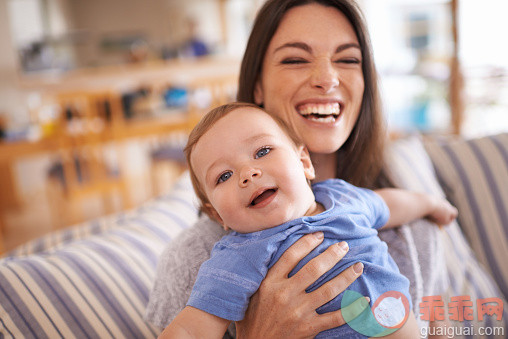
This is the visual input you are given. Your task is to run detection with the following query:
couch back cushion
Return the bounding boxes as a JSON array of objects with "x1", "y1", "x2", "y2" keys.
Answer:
[
  {"x1": 384, "y1": 134, "x2": 507, "y2": 333},
  {"x1": 424, "y1": 133, "x2": 508, "y2": 300},
  {"x1": 0, "y1": 173, "x2": 198, "y2": 338}
]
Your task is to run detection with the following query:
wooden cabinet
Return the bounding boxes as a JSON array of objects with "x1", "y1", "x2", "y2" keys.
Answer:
[{"x1": 0, "y1": 57, "x2": 240, "y2": 251}]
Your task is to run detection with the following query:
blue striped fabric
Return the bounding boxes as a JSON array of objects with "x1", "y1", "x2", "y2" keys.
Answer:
[
  {"x1": 0, "y1": 172, "x2": 198, "y2": 338},
  {"x1": 384, "y1": 134, "x2": 507, "y2": 336},
  {"x1": 424, "y1": 133, "x2": 508, "y2": 300}
]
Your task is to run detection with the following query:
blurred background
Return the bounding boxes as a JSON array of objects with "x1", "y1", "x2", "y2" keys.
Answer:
[{"x1": 0, "y1": 0, "x2": 507, "y2": 252}]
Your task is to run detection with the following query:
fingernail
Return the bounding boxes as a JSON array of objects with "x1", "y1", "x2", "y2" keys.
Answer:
[
  {"x1": 314, "y1": 232, "x2": 324, "y2": 239},
  {"x1": 339, "y1": 241, "x2": 349, "y2": 251},
  {"x1": 353, "y1": 262, "x2": 364, "y2": 274}
]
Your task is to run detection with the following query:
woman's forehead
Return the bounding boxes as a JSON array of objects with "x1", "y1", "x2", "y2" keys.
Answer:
[{"x1": 269, "y1": 3, "x2": 357, "y2": 48}]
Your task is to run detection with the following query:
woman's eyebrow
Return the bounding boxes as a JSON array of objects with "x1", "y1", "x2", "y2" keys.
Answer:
[
  {"x1": 273, "y1": 42, "x2": 361, "y2": 54},
  {"x1": 335, "y1": 43, "x2": 361, "y2": 53},
  {"x1": 274, "y1": 42, "x2": 311, "y2": 54}
]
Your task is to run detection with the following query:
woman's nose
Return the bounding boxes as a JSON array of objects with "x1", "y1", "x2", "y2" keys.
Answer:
[
  {"x1": 239, "y1": 166, "x2": 262, "y2": 187},
  {"x1": 310, "y1": 60, "x2": 340, "y2": 93}
]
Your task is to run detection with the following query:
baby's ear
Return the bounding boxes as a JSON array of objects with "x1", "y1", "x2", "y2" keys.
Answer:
[
  {"x1": 298, "y1": 145, "x2": 315, "y2": 180},
  {"x1": 203, "y1": 203, "x2": 229, "y2": 231}
]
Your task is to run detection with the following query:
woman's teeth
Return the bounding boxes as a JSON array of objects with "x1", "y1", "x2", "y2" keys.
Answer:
[
  {"x1": 307, "y1": 115, "x2": 336, "y2": 123},
  {"x1": 299, "y1": 103, "x2": 340, "y2": 115},
  {"x1": 297, "y1": 103, "x2": 341, "y2": 122}
]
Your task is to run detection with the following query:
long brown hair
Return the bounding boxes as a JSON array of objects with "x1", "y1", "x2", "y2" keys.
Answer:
[{"x1": 237, "y1": 0, "x2": 386, "y2": 189}]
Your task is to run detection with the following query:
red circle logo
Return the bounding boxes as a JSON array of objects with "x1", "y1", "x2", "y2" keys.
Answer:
[{"x1": 372, "y1": 291, "x2": 410, "y2": 329}]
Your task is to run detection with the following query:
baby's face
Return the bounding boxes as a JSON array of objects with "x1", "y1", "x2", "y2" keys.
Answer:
[{"x1": 191, "y1": 107, "x2": 317, "y2": 233}]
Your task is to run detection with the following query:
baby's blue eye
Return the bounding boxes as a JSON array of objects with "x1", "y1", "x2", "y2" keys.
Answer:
[
  {"x1": 217, "y1": 171, "x2": 232, "y2": 184},
  {"x1": 255, "y1": 147, "x2": 271, "y2": 158}
]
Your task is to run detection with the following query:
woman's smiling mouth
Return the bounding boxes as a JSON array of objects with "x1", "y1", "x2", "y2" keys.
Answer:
[{"x1": 297, "y1": 102, "x2": 341, "y2": 123}]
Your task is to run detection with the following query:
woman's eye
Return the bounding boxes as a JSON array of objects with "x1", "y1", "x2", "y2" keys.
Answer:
[
  {"x1": 217, "y1": 171, "x2": 232, "y2": 184},
  {"x1": 335, "y1": 58, "x2": 361, "y2": 65},
  {"x1": 281, "y1": 58, "x2": 308, "y2": 65},
  {"x1": 255, "y1": 147, "x2": 271, "y2": 159}
]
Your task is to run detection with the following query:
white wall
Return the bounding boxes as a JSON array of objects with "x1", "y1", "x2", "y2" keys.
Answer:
[
  {"x1": 0, "y1": 0, "x2": 30, "y2": 126},
  {"x1": 7, "y1": 0, "x2": 44, "y2": 47},
  {"x1": 0, "y1": 0, "x2": 257, "y2": 124},
  {"x1": 67, "y1": 0, "x2": 227, "y2": 66}
]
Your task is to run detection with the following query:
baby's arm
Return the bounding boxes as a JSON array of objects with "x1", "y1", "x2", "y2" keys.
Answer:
[
  {"x1": 159, "y1": 306, "x2": 230, "y2": 339},
  {"x1": 374, "y1": 188, "x2": 458, "y2": 228}
]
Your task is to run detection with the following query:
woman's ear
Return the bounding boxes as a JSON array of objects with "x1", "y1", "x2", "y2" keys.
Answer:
[
  {"x1": 203, "y1": 203, "x2": 229, "y2": 231},
  {"x1": 298, "y1": 145, "x2": 315, "y2": 180},
  {"x1": 254, "y1": 79, "x2": 264, "y2": 106}
]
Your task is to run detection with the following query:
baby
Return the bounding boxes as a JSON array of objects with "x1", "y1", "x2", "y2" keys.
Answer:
[{"x1": 161, "y1": 102, "x2": 457, "y2": 338}]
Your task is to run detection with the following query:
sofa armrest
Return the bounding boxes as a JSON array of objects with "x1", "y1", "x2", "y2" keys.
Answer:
[
  {"x1": 0, "y1": 172, "x2": 198, "y2": 338},
  {"x1": 384, "y1": 134, "x2": 507, "y2": 334},
  {"x1": 424, "y1": 132, "x2": 508, "y2": 300}
]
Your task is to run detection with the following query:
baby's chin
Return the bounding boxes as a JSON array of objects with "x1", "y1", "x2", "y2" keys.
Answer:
[{"x1": 227, "y1": 205, "x2": 314, "y2": 233}]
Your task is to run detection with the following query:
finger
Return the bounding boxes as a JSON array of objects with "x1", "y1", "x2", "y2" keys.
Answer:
[
  {"x1": 302, "y1": 309, "x2": 346, "y2": 336},
  {"x1": 292, "y1": 241, "x2": 349, "y2": 289},
  {"x1": 308, "y1": 262, "x2": 364, "y2": 310},
  {"x1": 268, "y1": 232, "x2": 324, "y2": 278},
  {"x1": 341, "y1": 296, "x2": 371, "y2": 322},
  {"x1": 311, "y1": 296, "x2": 370, "y2": 334}
]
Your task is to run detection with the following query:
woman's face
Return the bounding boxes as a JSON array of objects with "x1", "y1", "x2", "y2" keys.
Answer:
[{"x1": 255, "y1": 3, "x2": 364, "y2": 155}]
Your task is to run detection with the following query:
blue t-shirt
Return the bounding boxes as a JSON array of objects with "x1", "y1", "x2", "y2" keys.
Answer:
[{"x1": 187, "y1": 179, "x2": 411, "y2": 337}]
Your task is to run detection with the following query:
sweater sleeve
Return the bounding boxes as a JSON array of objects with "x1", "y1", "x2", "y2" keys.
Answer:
[{"x1": 144, "y1": 215, "x2": 227, "y2": 328}]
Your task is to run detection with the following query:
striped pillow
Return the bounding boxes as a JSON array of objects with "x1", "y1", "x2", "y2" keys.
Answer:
[
  {"x1": 384, "y1": 134, "x2": 507, "y2": 333},
  {"x1": 0, "y1": 172, "x2": 198, "y2": 338},
  {"x1": 424, "y1": 133, "x2": 508, "y2": 300}
]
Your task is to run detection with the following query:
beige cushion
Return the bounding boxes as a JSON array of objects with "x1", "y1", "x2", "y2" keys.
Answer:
[
  {"x1": 385, "y1": 134, "x2": 507, "y2": 333},
  {"x1": 424, "y1": 133, "x2": 508, "y2": 300}
]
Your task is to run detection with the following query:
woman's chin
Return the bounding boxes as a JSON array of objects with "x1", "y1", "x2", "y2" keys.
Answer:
[
  {"x1": 299, "y1": 130, "x2": 349, "y2": 155},
  {"x1": 307, "y1": 142, "x2": 346, "y2": 155}
]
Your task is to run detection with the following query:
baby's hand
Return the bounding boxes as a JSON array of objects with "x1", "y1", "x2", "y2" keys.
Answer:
[{"x1": 427, "y1": 197, "x2": 458, "y2": 227}]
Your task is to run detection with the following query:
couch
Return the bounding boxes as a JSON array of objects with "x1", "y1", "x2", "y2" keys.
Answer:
[{"x1": 1, "y1": 133, "x2": 507, "y2": 338}]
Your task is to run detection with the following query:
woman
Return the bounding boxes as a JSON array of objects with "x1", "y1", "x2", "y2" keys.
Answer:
[{"x1": 146, "y1": 0, "x2": 439, "y2": 337}]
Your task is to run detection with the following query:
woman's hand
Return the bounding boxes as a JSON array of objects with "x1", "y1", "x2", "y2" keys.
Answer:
[{"x1": 235, "y1": 232, "x2": 365, "y2": 338}]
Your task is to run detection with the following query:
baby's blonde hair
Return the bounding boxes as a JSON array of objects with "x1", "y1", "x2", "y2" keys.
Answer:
[{"x1": 184, "y1": 102, "x2": 303, "y2": 220}]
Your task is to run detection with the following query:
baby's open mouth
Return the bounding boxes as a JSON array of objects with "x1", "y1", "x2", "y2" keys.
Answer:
[
  {"x1": 297, "y1": 102, "x2": 341, "y2": 123},
  {"x1": 250, "y1": 188, "x2": 277, "y2": 206}
]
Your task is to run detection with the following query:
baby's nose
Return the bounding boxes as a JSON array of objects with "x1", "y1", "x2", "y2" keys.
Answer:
[{"x1": 239, "y1": 167, "x2": 261, "y2": 186}]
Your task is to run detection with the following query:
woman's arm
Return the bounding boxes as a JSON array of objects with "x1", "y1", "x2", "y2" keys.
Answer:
[
  {"x1": 159, "y1": 306, "x2": 229, "y2": 339},
  {"x1": 235, "y1": 232, "x2": 367, "y2": 338},
  {"x1": 374, "y1": 188, "x2": 458, "y2": 228},
  {"x1": 145, "y1": 216, "x2": 228, "y2": 328}
]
